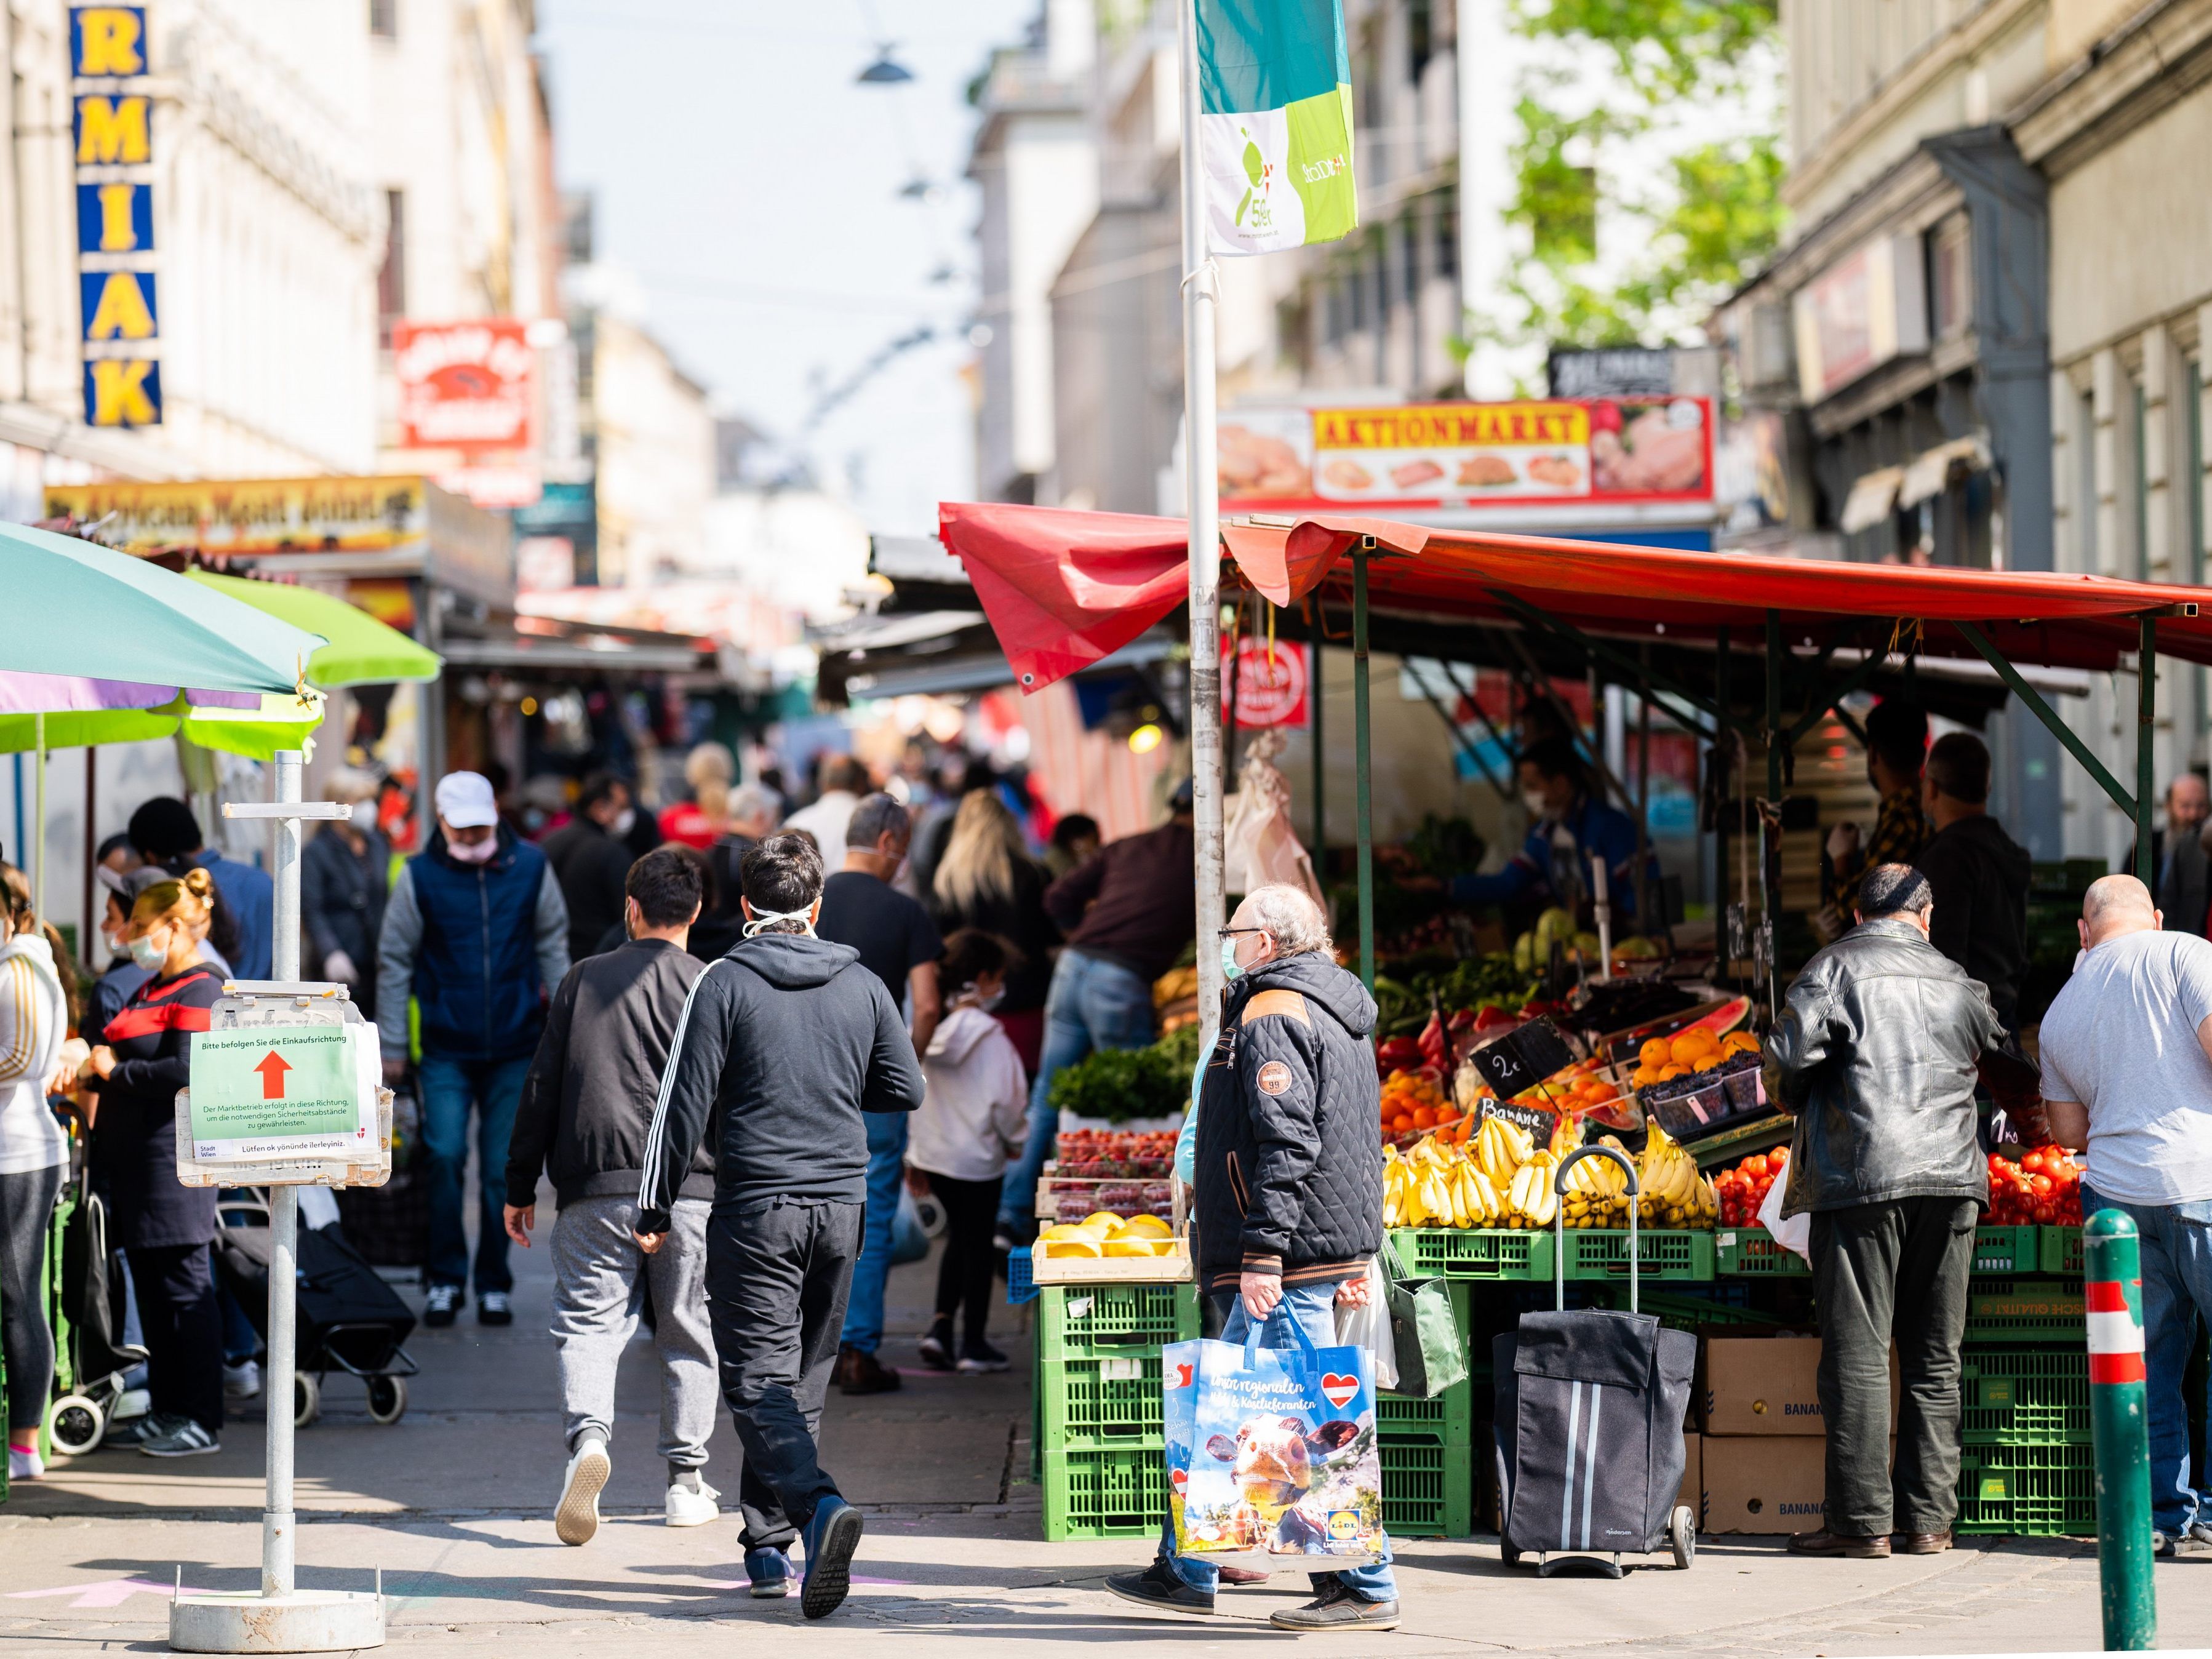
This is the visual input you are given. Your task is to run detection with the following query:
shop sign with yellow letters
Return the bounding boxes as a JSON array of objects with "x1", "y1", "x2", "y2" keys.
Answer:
[{"x1": 72, "y1": 4, "x2": 159, "y2": 428}]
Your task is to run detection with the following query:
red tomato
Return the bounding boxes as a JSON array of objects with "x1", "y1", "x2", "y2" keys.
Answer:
[
  {"x1": 1744, "y1": 1154, "x2": 1770, "y2": 1179},
  {"x1": 2033, "y1": 1203, "x2": 2056, "y2": 1224},
  {"x1": 2029, "y1": 1173, "x2": 2054, "y2": 1196}
]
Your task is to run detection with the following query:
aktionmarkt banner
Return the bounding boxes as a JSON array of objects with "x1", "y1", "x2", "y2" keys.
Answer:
[{"x1": 1197, "y1": 0, "x2": 1357, "y2": 255}]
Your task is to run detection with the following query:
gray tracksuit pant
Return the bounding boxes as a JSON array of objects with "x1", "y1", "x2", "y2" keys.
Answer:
[{"x1": 551, "y1": 1194, "x2": 716, "y2": 1470}]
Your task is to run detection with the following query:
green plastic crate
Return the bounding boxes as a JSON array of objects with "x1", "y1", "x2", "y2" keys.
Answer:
[
  {"x1": 1380, "y1": 1437, "x2": 1474, "y2": 1537},
  {"x1": 1044, "y1": 1445, "x2": 1167, "y2": 1540},
  {"x1": 1039, "y1": 1281, "x2": 1200, "y2": 1362},
  {"x1": 1391, "y1": 1228, "x2": 1552, "y2": 1281},
  {"x1": 1715, "y1": 1228, "x2": 1810, "y2": 1277},
  {"x1": 1589, "y1": 1284, "x2": 1792, "y2": 1334},
  {"x1": 1960, "y1": 1347, "x2": 2090, "y2": 1445},
  {"x1": 1563, "y1": 1229, "x2": 1715, "y2": 1281},
  {"x1": 1971, "y1": 1226, "x2": 2041, "y2": 1276},
  {"x1": 1963, "y1": 1279, "x2": 2085, "y2": 1345},
  {"x1": 2039, "y1": 1226, "x2": 2085, "y2": 1277},
  {"x1": 1039, "y1": 1353, "x2": 1166, "y2": 1448},
  {"x1": 1378, "y1": 1377, "x2": 1476, "y2": 1447},
  {"x1": 1955, "y1": 1442, "x2": 2096, "y2": 1536}
]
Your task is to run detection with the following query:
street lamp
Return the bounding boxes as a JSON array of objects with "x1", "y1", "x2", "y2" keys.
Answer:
[{"x1": 856, "y1": 46, "x2": 914, "y2": 84}]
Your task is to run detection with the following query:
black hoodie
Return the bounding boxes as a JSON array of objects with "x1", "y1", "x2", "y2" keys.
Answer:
[
  {"x1": 636, "y1": 930, "x2": 925, "y2": 1226},
  {"x1": 1914, "y1": 812, "x2": 2033, "y2": 1025},
  {"x1": 1192, "y1": 951, "x2": 1383, "y2": 1294}
]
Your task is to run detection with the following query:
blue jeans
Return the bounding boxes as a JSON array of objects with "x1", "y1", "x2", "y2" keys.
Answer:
[
  {"x1": 838, "y1": 1111, "x2": 909, "y2": 1354},
  {"x1": 998, "y1": 950, "x2": 1156, "y2": 1231},
  {"x1": 2082, "y1": 1185, "x2": 2212, "y2": 1537},
  {"x1": 419, "y1": 1055, "x2": 530, "y2": 1293},
  {"x1": 1157, "y1": 1282, "x2": 1399, "y2": 1602}
]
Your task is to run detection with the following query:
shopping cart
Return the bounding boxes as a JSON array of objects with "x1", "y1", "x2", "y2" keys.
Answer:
[
  {"x1": 1491, "y1": 1144, "x2": 1698, "y2": 1578},
  {"x1": 44, "y1": 1172, "x2": 150, "y2": 1457}
]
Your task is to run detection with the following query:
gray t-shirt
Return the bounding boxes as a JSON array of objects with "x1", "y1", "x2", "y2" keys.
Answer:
[{"x1": 2037, "y1": 927, "x2": 2212, "y2": 1204}]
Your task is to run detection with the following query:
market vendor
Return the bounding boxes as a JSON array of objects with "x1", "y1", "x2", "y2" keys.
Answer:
[
  {"x1": 1448, "y1": 738, "x2": 1645, "y2": 922},
  {"x1": 1822, "y1": 698, "x2": 1928, "y2": 926}
]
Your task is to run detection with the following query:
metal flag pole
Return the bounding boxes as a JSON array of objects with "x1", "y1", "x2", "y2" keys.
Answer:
[{"x1": 1180, "y1": 0, "x2": 1226, "y2": 1037}]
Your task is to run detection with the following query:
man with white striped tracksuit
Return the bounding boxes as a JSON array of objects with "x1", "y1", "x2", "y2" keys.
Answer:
[
  {"x1": 503, "y1": 849, "x2": 720, "y2": 1547},
  {"x1": 633, "y1": 833, "x2": 925, "y2": 1620}
]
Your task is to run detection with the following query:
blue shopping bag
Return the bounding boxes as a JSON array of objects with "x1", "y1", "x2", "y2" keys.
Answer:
[{"x1": 1164, "y1": 1313, "x2": 1383, "y2": 1566}]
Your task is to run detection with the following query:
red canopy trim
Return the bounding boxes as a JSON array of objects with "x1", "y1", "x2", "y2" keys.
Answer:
[{"x1": 937, "y1": 502, "x2": 2212, "y2": 690}]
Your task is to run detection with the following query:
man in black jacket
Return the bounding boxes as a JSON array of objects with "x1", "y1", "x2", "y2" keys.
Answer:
[
  {"x1": 1108, "y1": 883, "x2": 1399, "y2": 1634},
  {"x1": 1912, "y1": 732, "x2": 2032, "y2": 1029},
  {"x1": 543, "y1": 773, "x2": 639, "y2": 964},
  {"x1": 505, "y1": 848, "x2": 716, "y2": 1549},
  {"x1": 1768, "y1": 864, "x2": 2007, "y2": 1561},
  {"x1": 634, "y1": 833, "x2": 924, "y2": 1621}
]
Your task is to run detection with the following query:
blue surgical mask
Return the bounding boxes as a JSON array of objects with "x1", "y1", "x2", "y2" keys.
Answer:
[
  {"x1": 129, "y1": 933, "x2": 167, "y2": 970},
  {"x1": 1221, "y1": 937, "x2": 1245, "y2": 983}
]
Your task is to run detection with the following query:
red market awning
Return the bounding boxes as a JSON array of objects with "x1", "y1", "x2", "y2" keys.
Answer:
[{"x1": 936, "y1": 500, "x2": 2212, "y2": 692}]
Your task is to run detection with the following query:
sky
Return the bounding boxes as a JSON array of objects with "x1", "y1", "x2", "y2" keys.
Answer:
[{"x1": 536, "y1": 0, "x2": 1038, "y2": 536}]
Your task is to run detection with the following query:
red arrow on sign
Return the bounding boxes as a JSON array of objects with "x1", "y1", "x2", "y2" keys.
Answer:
[{"x1": 254, "y1": 1052, "x2": 292, "y2": 1100}]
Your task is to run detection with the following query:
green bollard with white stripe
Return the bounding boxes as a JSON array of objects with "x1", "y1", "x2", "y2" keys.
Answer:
[{"x1": 2085, "y1": 1209, "x2": 2156, "y2": 1651}]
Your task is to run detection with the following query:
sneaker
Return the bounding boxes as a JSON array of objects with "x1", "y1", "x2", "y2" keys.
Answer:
[
  {"x1": 1269, "y1": 1581, "x2": 1401, "y2": 1632},
  {"x1": 745, "y1": 1545, "x2": 796, "y2": 1599},
  {"x1": 799, "y1": 1495, "x2": 864, "y2": 1620},
  {"x1": 101, "y1": 1414, "x2": 153, "y2": 1448},
  {"x1": 478, "y1": 1290, "x2": 513, "y2": 1326},
  {"x1": 223, "y1": 1359, "x2": 262, "y2": 1402},
  {"x1": 665, "y1": 1475, "x2": 720, "y2": 1528},
  {"x1": 956, "y1": 1338, "x2": 1011, "y2": 1374},
  {"x1": 1105, "y1": 1559, "x2": 1215, "y2": 1617},
  {"x1": 833, "y1": 1344, "x2": 901, "y2": 1395},
  {"x1": 554, "y1": 1436, "x2": 611, "y2": 1546},
  {"x1": 423, "y1": 1284, "x2": 462, "y2": 1327},
  {"x1": 140, "y1": 1417, "x2": 220, "y2": 1458},
  {"x1": 917, "y1": 1319, "x2": 955, "y2": 1372},
  {"x1": 991, "y1": 1227, "x2": 1016, "y2": 1255},
  {"x1": 2153, "y1": 1526, "x2": 2212, "y2": 1559},
  {"x1": 8, "y1": 1443, "x2": 45, "y2": 1481}
]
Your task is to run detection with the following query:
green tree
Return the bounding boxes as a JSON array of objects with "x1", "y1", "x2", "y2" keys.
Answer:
[{"x1": 1465, "y1": 0, "x2": 1784, "y2": 362}]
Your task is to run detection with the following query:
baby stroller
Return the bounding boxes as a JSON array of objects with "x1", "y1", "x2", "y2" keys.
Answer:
[
  {"x1": 44, "y1": 1173, "x2": 151, "y2": 1456},
  {"x1": 213, "y1": 1189, "x2": 417, "y2": 1428},
  {"x1": 1492, "y1": 1145, "x2": 1698, "y2": 1578}
]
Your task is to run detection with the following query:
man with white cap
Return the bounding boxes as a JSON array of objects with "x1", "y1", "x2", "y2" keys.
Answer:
[{"x1": 377, "y1": 772, "x2": 570, "y2": 1326}]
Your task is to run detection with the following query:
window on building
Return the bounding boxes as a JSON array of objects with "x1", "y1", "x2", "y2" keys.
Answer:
[
  {"x1": 1926, "y1": 214, "x2": 1970, "y2": 341},
  {"x1": 1435, "y1": 188, "x2": 1457, "y2": 279},
  {"x1": 1378, "y1": 233, "x2": 1395, "y2": 321},
  {"x1": 370, "y1": 0, "x2": 396, "y2": 38},
  {"x1": 1350, "y1": 243, "x2": 1370, "y2": 333},
  {"x1": 1402, "y1": 214, "x2": 1421, "y2": 305},
  {"x1": 1324, "y1": 278, "x2": 1343, "y2": 346},
  {"x1": 377, "y1": 188, "x2": 405, "y2": 343},
  {"x1": 2134, "y1": 379, "x2": 2151, "y2": 578},
  {"x1": 1408, "y1": 0, "x2": 1433, "y2": 84},
  {"x1": 2078, "y1": 389, "x2": 2099, "y2": 570},
  {"x1": 2189, "y1": 362, "x2": 2205, "y2": 587}
]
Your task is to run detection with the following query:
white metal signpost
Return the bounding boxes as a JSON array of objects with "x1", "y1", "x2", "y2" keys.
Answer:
[{"x1": 167, "y1": 752, "x2": 389, "y2": 1655}]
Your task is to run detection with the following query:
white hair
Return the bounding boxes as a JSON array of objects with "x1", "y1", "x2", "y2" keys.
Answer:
[{"x1": 1241, "y1": 882, "x2": 1332, "y2": 957}]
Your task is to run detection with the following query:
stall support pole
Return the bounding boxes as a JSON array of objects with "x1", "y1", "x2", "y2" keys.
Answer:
[
  {"x1": 1311, "y1": 642, "x2": 1324, "y2": 861},
  {"x1": 2085, "y1": 1209, "x2": 2156, "y2": 1650},
  {"x1": 1353, "y1": 544, "x2": 1374, "y2": 992},
  {"x1": 30, "y1": 711, "x2": 42, "y2": 922},
  {"x1": 1763, "y1": 610, "x2": 1783, "y2": 806},
  {"x1": 2137, "y1": 617, "x2": 2157, "y2": 885},
  {"x1": 1714, "y1": 629, "x2": 1730, "y2": 929},
  {"x1": 1176, "y1": 0, "x2": 1226, "y2": 1036},
  {"x1": 263, "y1": 749, "x2": 301, "y2": 1599}
]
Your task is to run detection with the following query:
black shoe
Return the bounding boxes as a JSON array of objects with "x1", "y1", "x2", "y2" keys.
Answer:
[
  {"x1": 957, "y1": 1338, "x2": 1011, "y2": 1374},
  {"x1": 478, "y1": 1290, "x2": 513, "y2": 1326},
  {"x1": 1106, "y1": 1560, "x2": 1214, "y2": 1617},
  {"x1": 917, "y1": 1319, "x2": 956, "y2": 1372},
  {"x1": 1270, "y1": 1581, "x2": 1401, "y2": 1631},
  {"x1": 834, "y1": 1344, "x2": 901, "y2": 1395},
  {"x1": 423, "y1": 1284, "x2": 462, "y2": 1327}
]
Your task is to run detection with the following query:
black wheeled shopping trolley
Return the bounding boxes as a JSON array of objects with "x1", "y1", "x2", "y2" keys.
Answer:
[
  {"x1": 44, "y1": 1170, "x2": 150, "y2": 1456},
  {"x1": 1491, "y1": 1144, "x2": 1698, "y2": 1578}
]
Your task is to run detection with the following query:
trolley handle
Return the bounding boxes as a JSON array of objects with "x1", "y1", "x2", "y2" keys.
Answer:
[{"x1": 1552, "y1": 1143, "x2": 1641, "y2": 1316}]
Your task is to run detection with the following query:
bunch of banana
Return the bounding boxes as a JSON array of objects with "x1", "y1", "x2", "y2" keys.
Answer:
[
  {"x1": 1636, "y1": 1121, "x2": 1719, "y2": 1229},
  {"x1": 1469, "y1": 1116, "x2": 1533, "y2": 1189},
  {"x1": 1383, "y1": 1137, "x2": 1511, "y2": 1228},
  {"x1": 1558, "y1": 1141, "x2": 1631, "y2": 1228},
  {"x1": 1503, "y1": 1149, "x2": 1562, "y2": 1228}
]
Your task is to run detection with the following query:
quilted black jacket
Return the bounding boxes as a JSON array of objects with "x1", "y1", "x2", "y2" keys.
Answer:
[
  {"x1": 1766, "y1": 914, "x2": 2002, "y2": 1218},
  {"x1": 1192, "y1": 951, "x2": 1383, "y2": 1293}
]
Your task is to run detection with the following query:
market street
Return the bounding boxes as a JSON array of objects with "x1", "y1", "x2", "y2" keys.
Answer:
[{"x1": 1, "y1": 1210, "x2": 2207, "y2": 1658}]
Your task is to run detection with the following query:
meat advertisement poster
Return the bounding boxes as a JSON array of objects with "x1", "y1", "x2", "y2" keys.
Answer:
[{"x1": 1218, "y1": 396, "x2": 1713, "y2": 511}]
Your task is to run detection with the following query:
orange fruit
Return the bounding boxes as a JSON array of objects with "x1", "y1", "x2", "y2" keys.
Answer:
[
  {"x1": 1411, "y1": 1106, "x2": 1437, "y2": 1130},
  {"x1": 1639, "y1": 1037, "x2": 1671, "y2": 1068},
  {"x1": 1391, "y1": 1113, "x2": 1414, "y2": 1135}
]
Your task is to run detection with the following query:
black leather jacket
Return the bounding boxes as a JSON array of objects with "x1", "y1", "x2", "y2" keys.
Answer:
[{"x1": 1766, "y1": 915, "x2": 2000, "y2": 1218}]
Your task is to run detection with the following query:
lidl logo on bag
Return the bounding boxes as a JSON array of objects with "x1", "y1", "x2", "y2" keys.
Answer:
[
  {"x1": 1320, "y1": 1372, "x2": 1360, "y2": 1410},
  {"x1": 1326, "y1": 1509, "x2": 1362, "y2": 1541}
]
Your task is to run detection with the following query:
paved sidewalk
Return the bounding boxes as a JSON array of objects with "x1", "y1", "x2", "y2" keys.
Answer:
[{"x1": 3, "y1": 1183, "x2": 2209, "y2": 1655}]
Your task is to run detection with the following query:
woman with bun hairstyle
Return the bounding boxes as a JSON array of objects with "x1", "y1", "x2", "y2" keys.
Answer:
[{"x1": 76, "y1": 866, "x2": 226, "y2": 1457}]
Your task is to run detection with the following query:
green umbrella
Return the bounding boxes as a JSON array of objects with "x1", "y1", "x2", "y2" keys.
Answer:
[
  {"x1": 186, "y1": 569, "x2": 441, "y2": 687},
  {"x1": 0, "y1": 521, "x2": 326, "y2": 692}
]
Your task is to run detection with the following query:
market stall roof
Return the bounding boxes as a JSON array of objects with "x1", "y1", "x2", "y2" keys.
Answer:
[{"x1": 938, "y1": 502, "x2": 2212, "y2": 692}]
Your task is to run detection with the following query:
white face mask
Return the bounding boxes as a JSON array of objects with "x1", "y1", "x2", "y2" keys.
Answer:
[
  {"x1": 1522, "y1": 790, "x2": 1551, "y2": 821},
  {"x1": 129, "y1": 930, "x2": 169, "y2": 970},
  {"x1": 610, "y1": 807, "x2": 636, "y2": 839},
  {"x1": 446, "y1": 832, "x2": 498, "y2": 865},
  {"x1": 742, "y1": 905, "x2": 817, "y2": 938}
]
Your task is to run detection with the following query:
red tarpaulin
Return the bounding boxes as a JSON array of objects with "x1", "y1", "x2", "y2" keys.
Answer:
[{"x1": 937, "y1": 501, "x2": 2212, "y2": 691}]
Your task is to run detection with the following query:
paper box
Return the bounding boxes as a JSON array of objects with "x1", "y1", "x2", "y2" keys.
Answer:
[
  {"x1": 1701, "y1": 1433, "x2": 1827, "y2": 1532},
  {"x1": 1700, "y1": 1336, "x2": 1899, "y2": 1434}
]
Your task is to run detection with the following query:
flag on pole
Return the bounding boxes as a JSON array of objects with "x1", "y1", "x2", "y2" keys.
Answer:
[{"x1": 1196, "y1": 0, "x2": 1358, "y2": 256}]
